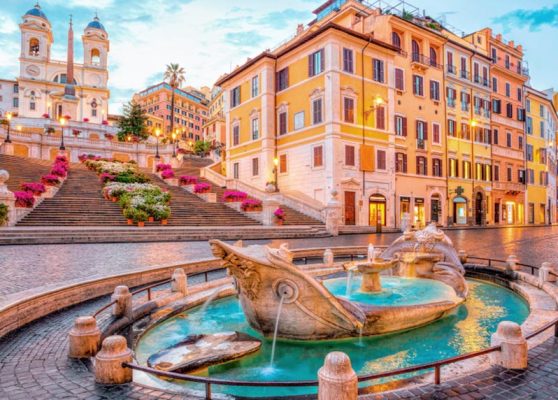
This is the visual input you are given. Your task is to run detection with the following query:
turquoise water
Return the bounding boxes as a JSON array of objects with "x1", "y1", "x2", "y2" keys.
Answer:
[
  {"x1": 324, "y1": 276, "x2": 460, "y2": 305},
  {"x1": 135, "y1": 279, "x2": 529, "y2": 398}
]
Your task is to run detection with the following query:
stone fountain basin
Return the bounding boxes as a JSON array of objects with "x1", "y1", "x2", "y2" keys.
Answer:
[{"x1": 147, "y1": 331, "x2": 261, "y2": 373}]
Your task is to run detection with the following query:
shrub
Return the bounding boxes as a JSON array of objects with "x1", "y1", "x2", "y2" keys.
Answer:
[
  {"x1": 223, "y1": 190, "x2": 248, "y2": 202},
  {"x1": 131, "y1": 208, "x2": 148, "y2": 223},
  {"x1": 274, "y1": 207, "x2": 285, "y2": 220},
  {"x1": 113, "y1": 171, "x2": 150, "y2": 184},
  {"x1": 241, "y1": 199, "x2": 262, "y2": 211},
  {"x1": 179, "y1": 176, "x2": 198, "y2": 185},
  {"x1": 20, "y1": 182, "x2": 46, "y2": 196},
  {"x1": 14, "y1": 191, "x2": 35, "y2": 208},
  {"x1": 194, "y1": 183, "x2": 211, "y2": 194},
  {"x1": 156, "y1": 163, "x2": 172, "y2": 172},
  {"x1": 161, "y1": 169, "x2": 175, "y2": 179},
  {"x1": 41, "y1": 174, "x2": 60, "y2": 186},
  {"x1": 0, "y1": 203, "x2": 8, "y2": 225}
]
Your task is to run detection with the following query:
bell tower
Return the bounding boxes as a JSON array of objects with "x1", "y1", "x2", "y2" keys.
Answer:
[
  {"x1": 83, "y1": 14, "x2": 110, "y2": 70},
  {"x1": 20, "y1": 3, "x2": 52, "y2": 63}
]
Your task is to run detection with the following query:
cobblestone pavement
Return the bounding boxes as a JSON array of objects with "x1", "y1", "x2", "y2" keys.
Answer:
[
  {"x1": 1, "y1": 226, "x2": 558, "y2": 302},
  {"x1": 1, "y1": 287, "x2": 558, "y2": 400}
]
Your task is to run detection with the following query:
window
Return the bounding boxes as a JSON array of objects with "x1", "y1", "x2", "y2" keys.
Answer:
[
  {"x1": 343, "y1": 97, "x2": 354, "y2": 123},
  {"x1": 391, "y1": 32, "x2": 401, "y2": 48},
  {"x1": 233, "y1": 162, "x2": 239, "y2": 179},
  {"x1": 251, "y1": 118, "x2": 259, "y2": 140},
  {"x1": 416, "y1": 120, "x2": 427, "y2": 141},
  {"x1": 395, "y1": 68, "x2": 404, "y2": 91},
  {"x1": 376, "y1": 106, "x2": 385, "y2": 130},
  {"x1": 232, "y1": 124, "x2": 240, "y2": 146},
  {"x1": 506, "y1": 132, "x2": 512, "y2": 147},
  {"x1": 230, "y1": 86, "x2": 241, "y2": 108},
  {"x1": 506, "y1": 103, "x2": 513, "y2": 118},
  {"x1": 446, "y1": 51, "x2": 454, "y2": 73},
  {"x1": 540, "y1": 121, "x2": 545, "y2": 137},
  {"x1": 460, "y1": 122, "x2": 469, "y2": 139},
  {"x1": 518, "y1": 135, "x2": 523, "y2": 150},
  {"x1": 448, "y1": 119, "x2": 457, "y2": 137},
  {"x1": 518, "y1": 169, "x2": 525, "y2": 184},
  {"x1": 13, "y1": 98, "x2": 19, "y2": 108},
  {"x1": 493, "y1": 165, "x2": 499, "y2": 181},
  {"x1": 411, "y1": 40, "x2": 420, "y2": 62},
  {"x1": 416, "y1": 156, "x2": 427, "y2": 175},
  {"x1": 526, "y1": 117, "x2": 533, "y2": 134},
  {"x1": 517, "y1": 88, "x2": 522, "y2": 102},
  {"x1": 92, "y1": 109, "x2": 97, "y2": 117},
  {"x1": 373, "y1": 59, "x2": 385, "y2": 83},
  {"x1": 395, "y1": 115, "x2": 407, "y2": 136},
  {"x1": 492, "y1": 99, "x2": 501, "y2": 114},
  {"x1": 343, "y1": 48, "x2": 354, "y2": 73},
  {"x1": 446, "y1": 87, "x2": 456, "y2": 107},
  {"x1": 507, "y1": 166, "x2": 512, "y2": 182},
  {"x1": 294, "y1": 111, "x2": 305, "y2": 130},
  {"x1": 526, "y1": 144, "x2": 533, "y2": 161},
  {"x1": 463, "y1": 161, "x2": 471, "y2": 179},
  {"x1": 276, "y1": 68, "x2": 289, "y2": 91},
  {"x1": 30, "y1": 101, "x2": 36, "y2": 111},
  {"x1": 313, "y1": 145, "x2": 323, "y2": 167},
  {"x1": 91, "y1": 48, "x2": 100, "y2": 64},
  {"x1": 429, "y1": 47, "x2": 437, "y2": 67},
  {"x1": 412, "y1": 75, "x2": 424, "y2": 96},
  {"x1": 251, "y1": 76, "x2": 259, "y2": 97},
  {"x1": 308, "y1": 49, "x2": 324, "y2": 77},
  {"x1": 461, "y1": 92, "x2": 470, "y2": 112},
  {"x1": 432, "y1": 123, "x2": 440, "y2": 144},
  {"x1": 312, "y1": 98, "x2": 323, "y2": 124},
  {"x1": 29, "y1": 38, "x2": 40, "y2": 56},
  {"x1": 505, "y1": 82, "x2": 511, "y2": 97},
  {"x1": 278, "y1": 112, "x2": 287, "y2": 135},
  {"x1": 279, "y1": 154, "x2": 287, "y2": 173},
  {"x1": 449, "y1": 159, "x2": 458, "y2": 177},
  {"x1": 345, "y1": 145, "x2": 355, "y2": 166},
  {"x1": 395, "y1": 152, "x2": 407, "y2": 173},
  {"x1": 505, "y1": 55, "x2": 510, "y2": 69},
  {"x1": 377, "y1": 149, "x2": 386, "y2": 170},
  {"x1": 13, "y1": 84, "x2": 18, "y2": 94},
  {"x1": 432, "y1": 158, "x2": 442, "y2": 177},
  {"x1": 492, "y1": 77, "x2": 498, "y2": 93},
  {"x1": 526, "y1": 99, "x2": 531, "y2": 112},
  {"x1": 430, "y1": 81, "x2": 440, "y2": 101},
  {"x1": 493, "y1": 129, "x2": 499, "y2": 145},
  {"x1": 517, "y1": 108, "x2": 525, "y2": 122},
  {"x1": 252, "y1": 158, "x2": 259, "y2": 176}
]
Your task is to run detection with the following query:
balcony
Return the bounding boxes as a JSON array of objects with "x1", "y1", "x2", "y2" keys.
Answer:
[
  {"x1": 493, "y1": 181, "x2": 525, "y2": 194},
  {"x1": 447, "y1": 65, "x2": 457, "y2": 75},
  {"x1": 411, "y1": 53, "x2": 442, "y2": 70},
  {"x1": 460, "y1": 70, "x2": 470, "y2": 80},
  {"x1": 416, "y1": 139, "x2": 426, "y2": 150}
]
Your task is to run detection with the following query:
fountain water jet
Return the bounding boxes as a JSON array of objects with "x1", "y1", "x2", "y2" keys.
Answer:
[{"x1": 269, "y1": 294, "x2": 285, "y2": 368}]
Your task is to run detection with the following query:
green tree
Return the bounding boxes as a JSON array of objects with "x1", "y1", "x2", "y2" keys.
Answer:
[
  {"x1": 193, "y1": 140, "x2": 211, "y2": 156},
  {"x1": 117, "y1": 101, "x2": 148, "y2": 141},
  {"x1": 164, "y1": 63, "x2": 186, "y2": 136}
]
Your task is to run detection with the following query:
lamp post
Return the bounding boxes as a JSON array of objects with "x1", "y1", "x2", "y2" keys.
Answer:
[
  {"x1": 172, "y1": 131, "x2": 177, "y2": 158},
  {"x1": 155, "y1": 128, "x2": 161, "y2": 159},
  {"x1": 4, "y1": 112, "x2": 12, "y2": 143},
  {"x1": 59, "y1": 116, "x2": 66, "y2": 150}
]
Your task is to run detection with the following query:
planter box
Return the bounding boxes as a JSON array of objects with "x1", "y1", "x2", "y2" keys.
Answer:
[
  {"x1": 197, "y1": 192, "x2": 217, "y2": 203},
  {"x1": 183, "y1": 185, "x2": 195, "y2": 194},
  {"x1": 42, "y1": 186, "x2": 59, "y2": 199}
]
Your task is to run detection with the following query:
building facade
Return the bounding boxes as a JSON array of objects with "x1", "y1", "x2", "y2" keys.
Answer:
[{"x1": 202, "y1": 86, "x2": 226, "y2": 162}]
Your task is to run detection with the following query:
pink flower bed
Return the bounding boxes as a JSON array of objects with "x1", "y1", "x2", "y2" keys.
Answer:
[
  {"x1": 20, "y1": 182, "x2": 46, "y2": 196},
  {"x1": 14, "y1": 191, "x2": 35, "y2": 208},
  {"x1": 50, "y1": 164, "x2": 67, "y2": 178},
  {"x1": 241, "y1": 199, "x2": 262, "y2": 211},
  {"x1": 179, "y1": 176, "x2": 198, "y2": 185},
  {"x1": 156, "y1": 163, "x2": 172, "y2": 172},
  {"x1": 274, "y1": 207, "x2": 285, "y2": 220},
  {"x1": 194, "y1": 183, "x2": 211, "y2": 194},
  {"x1": 161, "y1": 169, "x2": 175, "y2": 179},
  {"x1": 99, "y1": 173, "x2": 116, "y2": 183},
  {"x1": 223, "y1": 190, "x2": 248, "y2": 202},
  {"x1": 41, "y1": 174, "x2": 61, "y2": 186}
]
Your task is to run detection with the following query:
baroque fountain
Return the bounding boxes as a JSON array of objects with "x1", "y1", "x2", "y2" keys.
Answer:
[{"x1": 135, "y1": 224, "x2": 528, "y2": 397}]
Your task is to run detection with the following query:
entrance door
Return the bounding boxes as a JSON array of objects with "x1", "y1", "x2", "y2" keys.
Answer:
[
  {"x1": 414, "y1": 198, "x2": 425, "y2": 228},
  {"x1": 494, "y1": 202, "x2": 500, "y2": 223},
  {"x1": 475, "y1": 192, "x2": 483, "y2": 225},
  {"x1": 431, "y1": 196, "x2": 440, "y2": 224},
  {"x1": 344, "y1": 191, "x2": 356, "y2": 226},
  {"x1": 369, "y1": 194, "x2": 386, "y2": 226},
  {"x1": 506, "y1": 203, "x2": 514, "y2": 224},
  {"x1": 453, "y1": 197, "x2": 467, "y2": 225}
]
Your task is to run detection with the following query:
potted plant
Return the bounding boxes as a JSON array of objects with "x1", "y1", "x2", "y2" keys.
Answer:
[
  {"x1": 41, "y1": 174, "x2": 61, "y2": 186},
  {"x1": 179, "y1": 175, "x2": 198, "y2": 186},
  {"x1": 124, "y1": 208, "x2": 134, "y2": 225},
  {"x1": 161, "y1": 169, "x2": 175, "y2": 180},
  {"x1": 72, "y1": 129, "x2": 80, "y2": 137},
  {"x1": 14, "y1": 191, "x2": 35, "y2": 208},
  {"x1": 0, "y1": 203, "x2": 8, "y2": 226},
  {"x1": 274, "y1": 207, "x2": 285, "y2": 225},
  {"x1": 194, "y1": 183, "x2": 211, "y2": 194},
  {"x1": 20, "y1": 182, "x2": 46, "y2": 196},
  {"x1": 133, "y1": 209, "x2": 148, "y2": 227},
  {"x1": 223, "y1": 190, "x2": 248, "y2": 202},
  {"x1": 156, "y1": 163, "x2": 172, "y2": 172},
  {"x1": 241, "y1": 199, "x2": 262, "y2": 212}
]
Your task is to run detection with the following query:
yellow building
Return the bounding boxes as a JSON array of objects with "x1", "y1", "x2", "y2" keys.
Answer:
[{"x1": 525, "y1": 87, "x2": 558, "y2": 224}]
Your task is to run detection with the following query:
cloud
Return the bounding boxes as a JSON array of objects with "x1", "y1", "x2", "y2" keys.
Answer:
[
  {"x1": 494, "y1": 4, "x2": 558, "y2": 31},
  {"x1": 259, "y1": 9, "x2": 311, "y2": 29},
  {"x1": 0, "y1": 15, "x2": 18, "y2": 34},
  {"x1": 44, "y1": 0, "x2": 115, "y2": 8},
  {"x1": 224, "y1": 31, "x2": 268, "y2": 47}
]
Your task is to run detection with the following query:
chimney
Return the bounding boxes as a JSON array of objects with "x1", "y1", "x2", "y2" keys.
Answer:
[
  {"x1": 296, "y1": 24, "x2": 304, "y2": 36},
  {"x1": 508, "y1": 40, "x2": 514, "y2": 48},
  {"x1": 517, "y1": 44, "x2": 523, "y2": 53},
  {"x1": 495, "y1": 34, "x2": 502, "y2": 42}
]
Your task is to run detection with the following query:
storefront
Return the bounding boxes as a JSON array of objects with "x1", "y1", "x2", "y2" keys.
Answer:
[
  {"x1": 369, "y1": 194, "x2": 386, "y2": 226},
  {"x1": 453, "y1": 196, "x2": 468, "y2": 225}
]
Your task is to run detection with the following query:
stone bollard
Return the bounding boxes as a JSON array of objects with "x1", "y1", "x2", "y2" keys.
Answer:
[
  {"x1": 111, "y1": 286, "x2": 133, "y2": 319},
  {"x1": 68, "y1": 316, "x2": 101, "y2": 358},
  {"x1": 506, "y1": 255, "x2": 520, "y2": 271},
  {"x1": 94, "y1": 336, "x2": 133, "y2": 384},
  {"x1": 318, "y1": 352, "x2": 358, "y2": 400},
  {"x1": 323, "y1": 249, "x2": 334, "y2": 267},
  {"x1": 490, "y1": 321, "x2": 528, "y2": 370},
  {"x1": 539, "y1": 262, "x2": 556, "y2": 284},
  {"x1": 171, "y1": 268, "x2": 188, "y2": 296},
  {"x1": 458, "y1": 250, "x2": 468, "y2": 264}
]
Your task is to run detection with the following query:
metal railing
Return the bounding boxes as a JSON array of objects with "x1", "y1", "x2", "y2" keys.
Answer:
[{"x1": 103, "y1": 253, "x2": 558, "y2": 399}]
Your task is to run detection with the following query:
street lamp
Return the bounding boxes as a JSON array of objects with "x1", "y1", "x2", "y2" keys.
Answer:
[
  {"x1": 4, "y1": 112, "x2": 12, "y2": 143},
  {"x1": 172, "y1": 131, "x2": 177, "y2": 158},
  {"x1": 59, "y1": 116, "x2": 66, "y2": 150},
  {"x1": 155, "y1": 128, "x2": 161, "y2": 159}
]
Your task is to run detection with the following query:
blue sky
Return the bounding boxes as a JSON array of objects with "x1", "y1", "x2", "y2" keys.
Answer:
[{"x1": 1, "y1": 0, "x2": 556, "y2": 113}]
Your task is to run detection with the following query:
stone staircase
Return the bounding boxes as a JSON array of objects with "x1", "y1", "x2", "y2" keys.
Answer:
[
  {"x1": 173, "y1": 158, "x2": 324, "y2": 226},
  {"x1": 0, "y1": 154, "x2": 53, "y2": 192}
]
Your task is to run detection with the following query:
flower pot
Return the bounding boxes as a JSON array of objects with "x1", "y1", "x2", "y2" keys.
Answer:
[
  {"x1": 148, "y1": 216, "x2": 155, "y2": 223},
  {"x1": 137, "y1": 221, "x2": 145, "y2": 227},
  {"x1": 127, "y1": 219, "x2": 133, "y2": 225},
  {"x1": 161, "y1": 219, "x2": 168, "y2": 225},
  {"x1": 111, "y1": 197, "x2": 118, "y2": 202},
  {"x1": 276, "y1": 219, "x2": 284, "y2": 226}
]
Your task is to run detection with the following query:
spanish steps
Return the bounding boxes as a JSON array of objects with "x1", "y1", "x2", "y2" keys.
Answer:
[{"x1": 0, "y1": 154, "x2": 52, "y2": 192}]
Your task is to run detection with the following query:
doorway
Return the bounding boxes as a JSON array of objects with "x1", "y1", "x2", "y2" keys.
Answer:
[
  {"x1": 453, "y1": 197, "x2": 467, "y2": 225},
  {"x1": 475, "y1": 192, "x2": 483, "y2": 225},
  {"x1": 430, "y1": 194, "x2": 441, "y2": 224},
  {"x1": 414, "y1": 198, "x2": 425, "y2": 228},
  {"x1": 344, "y1": 191, "x2": 356, "y2": 226},
  {"x1": 494, "y1": 202, "x2": 500, "y2": 223},
  {"x1": 369, "y1": 194, "x2": 386, "y2": 226}
]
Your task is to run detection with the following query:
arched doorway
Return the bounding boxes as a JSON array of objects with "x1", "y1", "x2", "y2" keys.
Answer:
[
  {"x1": 453, "y1": 196, "x2": 468, "y2": 225},
  {"x1": 369, "y1": 194, "x2": 386, "y2": 226},
  {"x1": 475, "y1": 192, "x2": 484, "y2": 225}
]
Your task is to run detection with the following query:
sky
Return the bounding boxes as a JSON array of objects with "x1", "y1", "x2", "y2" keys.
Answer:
[{"x1": 1, "y1": 0, "x2": 557, "y2": 114}]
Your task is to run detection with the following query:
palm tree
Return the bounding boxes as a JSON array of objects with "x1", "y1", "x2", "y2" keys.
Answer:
[{"x1": 164, "y1": 63, "x2": 185, "y2": 137}]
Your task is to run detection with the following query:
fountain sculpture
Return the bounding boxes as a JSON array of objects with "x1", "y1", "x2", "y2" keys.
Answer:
[{"x1": 209, "y1": 223, "x2": 468, "y2": 340}]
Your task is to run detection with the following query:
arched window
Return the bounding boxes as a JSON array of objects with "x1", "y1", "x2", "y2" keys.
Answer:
[
  {"x1": 29, "y1": 38, "x2": 40, "y2": 56},
  {"x1": 411, "y1": 40, "x2": 420, "y2": 62},
  {"x1": 91, "y1": 48, "x2": 101, "y2": 65},
  {"x1": 429, "y1": 47, "x2": 437, "y2": 66},
  {"x1": 391, "y1": 32, "x2": 401, "y2": 49}
]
